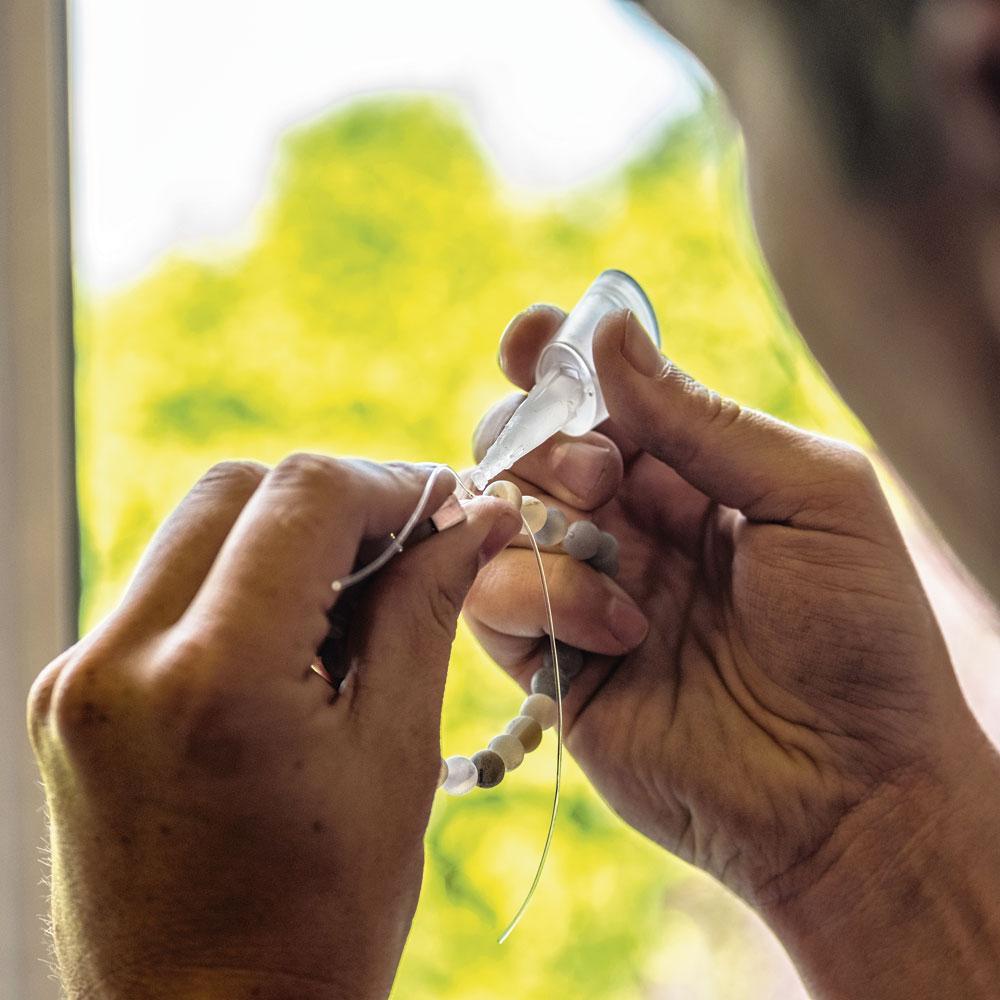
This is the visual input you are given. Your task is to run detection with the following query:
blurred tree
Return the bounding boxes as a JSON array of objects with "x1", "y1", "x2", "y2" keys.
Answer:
[{"x1": 77, "y1": 96, "x2": 856, "y2": 998}]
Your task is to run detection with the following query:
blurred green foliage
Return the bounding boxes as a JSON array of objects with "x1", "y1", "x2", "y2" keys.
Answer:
[{"x1": 76, "y1": 96, "x2": 858, "y2": 998}]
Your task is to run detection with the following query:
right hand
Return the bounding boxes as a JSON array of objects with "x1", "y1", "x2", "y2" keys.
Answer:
[{"x1": 464, "y1": 306, "x2": 999, "y2": 980}]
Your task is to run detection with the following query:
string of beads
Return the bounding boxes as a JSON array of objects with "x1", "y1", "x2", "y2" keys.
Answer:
[{"x1": 439, "y1": 479, "x2": 619, "y2": 795}]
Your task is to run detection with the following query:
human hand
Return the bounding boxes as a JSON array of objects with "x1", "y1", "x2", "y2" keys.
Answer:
[
  {"x1": 29, "y1": 456, "x2": 520, "y2": 1000},
  {"x1": 465, "y1": 306, "x2": 1000, "y2": 995}
]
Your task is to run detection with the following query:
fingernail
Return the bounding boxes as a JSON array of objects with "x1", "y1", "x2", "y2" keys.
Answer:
[
  {"x1": 621, "y1": 310, "x2": 664, "y2": 377},
  {"x1": 608, "y1": 596, "x2": 649, "y2": 648},
  {"x1": 551, "y1": 441, "x2": 614, "y2": 499}
]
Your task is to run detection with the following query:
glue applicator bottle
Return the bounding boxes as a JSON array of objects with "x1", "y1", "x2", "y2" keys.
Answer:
[{"x1": 471, "y1": 269, "x2": 660, "y2": 491}]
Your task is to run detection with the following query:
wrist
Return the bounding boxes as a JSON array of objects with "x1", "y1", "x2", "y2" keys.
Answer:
[
  {"x1": 56, "y1": 902, "x2": 403, "y2": 1000},
  {"x1": 762, "y1": 727, "x2": 1000, "y2": 999},
  {"x1": 97, "y1": 970, "x2": 376, "y2": 1000}
]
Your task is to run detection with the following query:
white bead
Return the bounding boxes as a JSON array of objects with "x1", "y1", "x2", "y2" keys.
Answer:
[
  {"x1": 485, "y1": 479, "x2": 522, "y2": 509},
  {"x1": 520, "y1": 693, "x2": 558, "y2": 731},
  {"x1": 437, "y1": 758, "x2": 448, "y2": 788},
  {"x1": 520, "y1": 495, "x2": 547, "y2": 534},
  {"x1": 488, "y1": 733, "x2": 525, "y2": 771},
  {"x1": 442, "y1": 755, "x2": 478, "y2": 795}
]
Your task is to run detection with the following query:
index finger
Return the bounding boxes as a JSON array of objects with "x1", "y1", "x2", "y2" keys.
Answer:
[
  {"x1": 498, "y1": 302, "x2": 642, "y2": 465},
  {"x1": 498, "y1": 304, "x2": 565, "y2": 390},
  {"x1": 182, "y1": 456, "x2": 455, "y2": 675}
]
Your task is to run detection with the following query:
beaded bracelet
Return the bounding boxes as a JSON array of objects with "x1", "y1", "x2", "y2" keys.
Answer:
[{"x1": 438, "y1": 478, "x2": 620, "y2": 796}]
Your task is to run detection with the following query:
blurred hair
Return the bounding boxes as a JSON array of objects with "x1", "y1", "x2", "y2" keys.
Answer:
[{"x1": 767, "y1": 0, "x2": 941, "y2": 194}]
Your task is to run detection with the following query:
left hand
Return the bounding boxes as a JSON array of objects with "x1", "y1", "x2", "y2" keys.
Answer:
[{"x1": 29, "y1": 456, "x2": 520, "y2": 1000}]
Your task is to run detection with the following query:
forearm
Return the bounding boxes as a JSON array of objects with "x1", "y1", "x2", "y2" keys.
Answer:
[
  {"x1": 51, "y1": 881, "x2": 401, "y2": 1000},
  {"x1": 765, "y1": 736, "x2": 1000, "y2": 999}
]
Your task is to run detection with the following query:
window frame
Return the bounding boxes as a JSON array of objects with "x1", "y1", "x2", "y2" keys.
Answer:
[{"x1": 0, "y1": 1, "x2": 77, "y2": 996}]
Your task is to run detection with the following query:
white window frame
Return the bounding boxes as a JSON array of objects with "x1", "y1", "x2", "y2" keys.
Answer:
[{"x1": 0, "y1": 0, "x2": 77, "y2": 996}]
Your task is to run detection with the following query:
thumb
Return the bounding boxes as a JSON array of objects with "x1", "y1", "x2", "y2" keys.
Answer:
[
  {"x1": 350, "y1": 496, "x2": 522, "y2": 732},
  {"x1": 594, "y1": 309, "x2": 869, "y2": 527}
]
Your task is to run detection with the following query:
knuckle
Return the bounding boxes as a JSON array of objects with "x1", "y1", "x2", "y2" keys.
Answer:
[
  {"x1": 798, "y1": 443, "x2": 887, "y2": 531},
  {"x1": 271, "y1": 452, "x2": 351, "y2": 501},
  {"x1": 703, "y1": 391, "x2": 744, "y2": 434},
  {"x1": 670, "y1": 371, "x2": 743, "y2": 466},
  {"x1": 819, "y1": 443, "x2": 881, "y2": 502},
  {"x1": 149, "y1": 627, "x2": 228, "y2": 707},
  {"x1": 148, "y1": 630, "x2": 253, "y2": 769},
  {"x1": 201, "y1": 459, "x2": 269, "y2": 490},
  {"x1": 48, "y1": 646, "x2": 117, "y2": 745},
  {"x1": 832, "y1": 444, "x2": 877, "y2": 484},
  {"x1": 27, "y1": 652, "x2": 71, "y2": 748}
]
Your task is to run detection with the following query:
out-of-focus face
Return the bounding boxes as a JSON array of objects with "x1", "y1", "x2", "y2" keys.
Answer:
[
  {"x1": 637, "y1": 0, "x2": 925, "y2": 383},
  {"x1": 634, "y1": 0, "x2": 1000, "y2": 600}
]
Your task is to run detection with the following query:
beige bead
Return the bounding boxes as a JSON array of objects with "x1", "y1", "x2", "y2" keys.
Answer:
[
  {"x1": 520, "y1": 693, "x2": 558, "y2": 731},
  {"x1": 505, "y1": 715, "x2": 543, "y2": 753},
  {"x1": 488, "y1": 732, "x2": 525, "y2": 771},
  {"x1": 485, "y1": 479, "x2": 523, "y2": 509},
  {"x1": 520, "y1": 495, "x2": 547, "y2": 534},
  {"x1": 437, "y1": 758, "x2": 448, "y2": 788}
]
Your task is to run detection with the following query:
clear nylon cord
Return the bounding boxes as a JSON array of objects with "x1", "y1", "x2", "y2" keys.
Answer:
[{"x1": 330, "y1": 464, "x2": 563, "y2": 942}]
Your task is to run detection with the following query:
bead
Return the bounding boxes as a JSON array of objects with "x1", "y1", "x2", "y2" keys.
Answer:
[
  {"x1": 520, "y1": 495, "x2": 548, "y2": 534},
  {"x1": 543, "y1": 640, "x2": 585, "y2": 681},
  {"x1": 488, "y1": 733, "x2": 525, "y2": 771},
  {"x1": 442, "y1": 755, "x2": 478, "y2": 795},
  {"x1": 530, "y1": 665, "x2": 572, "y2": 700},
  {"x1": 562, "y1": 519, "x2": 602, "y2": 560},
  {"x1": 589, "y1": 531, "x2": 620, "y2": 576},
  {"x1": 485, "y1": 479, "x2": 522, "y2": 509},
  {"x1": 520, "y1": 693, "x2": 558, "y2": 730},
  {"x1": 437, "y1": 758, "x2": 448, "y2": 788},
  {"x1": 506, "y1": 715, "x2": 543, "y2": 753},
  {"x1": 530, "y1": 665, "x2": 557, "y2": 698},
  {"x1": 533, "y1": 507, "x2": 568, "y2": 547},
  {"x1": 473, "y1": 749, "x2": 506, "y2": 788}
]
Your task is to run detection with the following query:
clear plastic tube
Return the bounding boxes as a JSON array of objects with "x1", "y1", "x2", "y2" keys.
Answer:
[{"x1": 472, "y1": 270, "x2": 659, "y2": 490}]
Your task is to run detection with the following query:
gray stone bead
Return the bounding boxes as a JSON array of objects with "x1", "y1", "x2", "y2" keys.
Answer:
[
  {"x1": 589, "y1": 551, "x2": 620, "y2": 577},
  {"x1": 588, "y1": 531, "x2": 620, "y2": 576},
  {"x1": 530, "y1": 665, "x2": 565, "y2": 700},
  {"x1": 472, "y1": 749, "x2": 506, "y2": 789},
  {"x1": 596, "y1": 530, "x2": 619, "y2": 562},
  {"x1": 505, "y1": 715, "x2": 543, "y2": 753},
  {"x1": 533, "y1": 507, "x2": 568, "y2": 547},
  {"x1": 542, "y1": 640, "x2": 585, "y2": 681},
  {"x1": 562, "y1": 519, "x2": 602, "y2": 561}
]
